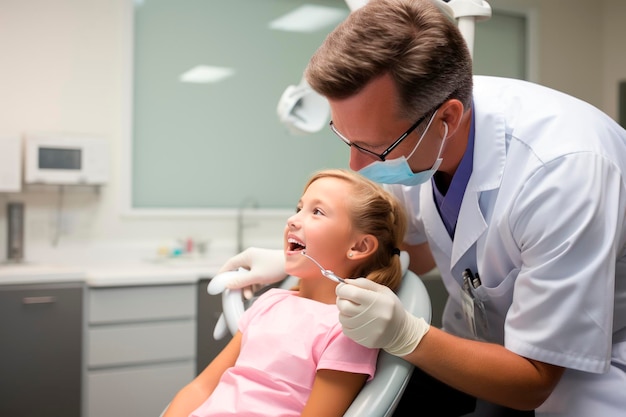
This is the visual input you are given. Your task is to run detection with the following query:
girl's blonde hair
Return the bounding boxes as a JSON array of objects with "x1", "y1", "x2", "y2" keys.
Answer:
[{"x1": 303, "y1": 169, "x2": 407, "y2": 291}]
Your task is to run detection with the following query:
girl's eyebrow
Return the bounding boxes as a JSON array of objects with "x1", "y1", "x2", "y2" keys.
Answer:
[{"x1": 299, "y1": 196, "x2": 326, "y2": 207}]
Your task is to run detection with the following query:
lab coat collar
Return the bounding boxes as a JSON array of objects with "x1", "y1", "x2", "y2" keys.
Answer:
[{"x1": 422, "y1": 85, "x2": 508, "y2": 272}]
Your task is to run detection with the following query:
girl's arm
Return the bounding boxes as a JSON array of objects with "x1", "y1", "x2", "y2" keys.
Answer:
[
  {"x1": 162, "y1": 332, "x2": 243, "y2": 417},
  {"x1": 301, "y1": 369, "x2": 368, "y2": 417}
]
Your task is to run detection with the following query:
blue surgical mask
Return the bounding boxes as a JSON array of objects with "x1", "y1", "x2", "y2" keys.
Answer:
[{"x1": 359, "y1": 112, "x2": 447, "y2": 186}]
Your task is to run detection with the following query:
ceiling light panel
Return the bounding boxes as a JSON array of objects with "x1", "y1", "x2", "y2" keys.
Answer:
[
  {"x1": 269, "y1": 4, "x2": 348, "y2": 33},
  {"x1": 179, "y1": 65, "x2": 235, "y2": 84}
]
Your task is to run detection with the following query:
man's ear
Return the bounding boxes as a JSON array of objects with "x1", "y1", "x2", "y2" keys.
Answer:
[
  {"x1": 438, "y1": 98, "x2": 465, "y2": 137},
  {"x1": 348, "y1": 234, "x2": 378, "y2": 260}
]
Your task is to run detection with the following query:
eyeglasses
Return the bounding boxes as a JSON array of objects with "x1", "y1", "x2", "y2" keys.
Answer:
[{"x1": 329, "y1": 112, "x2": 431, "y2": 161}]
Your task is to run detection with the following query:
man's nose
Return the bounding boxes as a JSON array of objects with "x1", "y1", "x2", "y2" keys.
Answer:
[{"x1": 349, "y1": 147, "x2": 376, "y2": 171}]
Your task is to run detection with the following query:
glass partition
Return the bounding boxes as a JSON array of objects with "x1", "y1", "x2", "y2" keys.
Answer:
[{"x1": 132, "y1": 1, "x2": 526, "y2": 209}]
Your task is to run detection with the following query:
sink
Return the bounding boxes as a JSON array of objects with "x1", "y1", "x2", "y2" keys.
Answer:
[{"x1": 145, "y1": 257, "x2": 225, "y2": 269}]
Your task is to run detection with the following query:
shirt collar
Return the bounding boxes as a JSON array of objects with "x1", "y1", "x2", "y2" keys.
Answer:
[{"x1": 433, "y1": 102, "x2": 475, "y2": 238}]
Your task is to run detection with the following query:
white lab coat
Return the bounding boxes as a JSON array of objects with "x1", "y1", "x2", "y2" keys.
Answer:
[{"x1": 387, "y1": 76, "x2": 626, "y2": 416}]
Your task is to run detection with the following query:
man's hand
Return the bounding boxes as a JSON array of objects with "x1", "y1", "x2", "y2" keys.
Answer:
[
  {"x1": 336, "y1": 278, "x2": 429, "y2": 357},
  {"x1": 208, "y1": 247, "x2": 287, "y2": 294}
]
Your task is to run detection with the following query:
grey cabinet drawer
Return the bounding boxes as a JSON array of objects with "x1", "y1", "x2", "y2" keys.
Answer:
[
  {"x1": 89, "y1": 284, "x2": 195, "y2": 324},
  {"x1": 88, "y1": 321, "x2": 195, "y2": 367},
  {"x1": 85, "y1": 283, "x2": 198, "y2": 417},
  {"x1": 0, "y1": 282, "x2": 83, "y2": 417},
  {"x1": 87, "y1": 361, "x2": 194, "y2": 417}
]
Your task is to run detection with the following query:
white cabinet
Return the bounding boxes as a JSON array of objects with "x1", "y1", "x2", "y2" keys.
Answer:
[{"x1": 86, "y1": 284, "x2": 196, "y2": 417}]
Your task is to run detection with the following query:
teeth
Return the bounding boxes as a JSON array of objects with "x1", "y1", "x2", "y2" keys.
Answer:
[{"x1": 287, "y1": 237, "x2": 305, "y2": 250}]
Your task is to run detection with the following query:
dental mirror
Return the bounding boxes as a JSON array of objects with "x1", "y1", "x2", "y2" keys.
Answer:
[{"x1": 301, "y1": 251, "x2": 346, "y2": 283}]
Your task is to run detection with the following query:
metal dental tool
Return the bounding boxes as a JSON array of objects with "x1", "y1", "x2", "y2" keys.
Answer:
[{"x1": 301, "y1": 251, "x2": 346, "y2": 283}]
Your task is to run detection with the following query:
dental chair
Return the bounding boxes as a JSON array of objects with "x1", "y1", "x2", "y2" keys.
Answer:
[{"x1": 162, "y1": 262, "x2": 431, "y2": 417}]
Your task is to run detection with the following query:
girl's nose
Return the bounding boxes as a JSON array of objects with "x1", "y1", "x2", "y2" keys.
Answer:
[{"x1": 286, "y1": 213, "x2": 300, "y2": 229}]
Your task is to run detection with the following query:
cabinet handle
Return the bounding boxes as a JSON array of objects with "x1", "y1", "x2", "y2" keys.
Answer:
[{"x1": 22, "y1": 296, "x2": 57, "y2": 304}]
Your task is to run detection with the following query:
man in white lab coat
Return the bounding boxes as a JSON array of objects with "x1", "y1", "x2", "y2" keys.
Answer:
[{"x1": 214, "y1": 0, "x2": 626, "y2": 415}]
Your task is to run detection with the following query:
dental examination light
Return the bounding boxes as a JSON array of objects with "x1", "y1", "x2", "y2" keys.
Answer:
[
  {"x1": 276, "y1": 0, "x2": 491, "y2": 134},
  {"x1": 276, "y1": 0, "x2": 366, "y2": 135},
  {"x1": 276, "y1": 77, "x2": 330, "y2": 135}
]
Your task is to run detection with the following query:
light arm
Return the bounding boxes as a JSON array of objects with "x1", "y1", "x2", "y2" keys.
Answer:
[{"x1": 433, "y1": 0, "x2": 492, "y2": 57}]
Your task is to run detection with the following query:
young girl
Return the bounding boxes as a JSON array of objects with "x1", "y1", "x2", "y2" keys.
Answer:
[{"x1": 163, "y1": 169, "x2": 407, "y2": 417}]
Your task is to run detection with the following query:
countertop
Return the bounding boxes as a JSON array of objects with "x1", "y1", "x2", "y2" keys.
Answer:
[{"x1": 0, "y1": 258, "x2": 225, "y2": 287}]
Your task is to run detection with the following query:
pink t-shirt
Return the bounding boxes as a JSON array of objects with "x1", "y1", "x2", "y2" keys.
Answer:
[{"x1": 190, "y1": 288, "x2": 379, "y2": 417}]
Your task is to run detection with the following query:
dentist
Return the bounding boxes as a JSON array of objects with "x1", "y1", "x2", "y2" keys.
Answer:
[{"x1": 214, "y1": 0, "x2": 626, "y2": 415}]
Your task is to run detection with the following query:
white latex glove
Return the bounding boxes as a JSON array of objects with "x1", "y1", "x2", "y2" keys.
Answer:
[
  {"x1": 208, "y1": 247, "x2": 287, "y2": 294},
  {"x1": 336, "y1": 278, "x2": 430, "y2": 357}
]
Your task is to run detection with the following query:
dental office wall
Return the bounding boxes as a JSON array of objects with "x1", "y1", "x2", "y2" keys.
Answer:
[{"x1": 0, "y1": 0, "x2": 625, "y2": 265}]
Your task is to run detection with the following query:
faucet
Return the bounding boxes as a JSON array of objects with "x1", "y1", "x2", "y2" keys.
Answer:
[{"x1": 236, "y1": 196, "x2": 259, "y2": 253}]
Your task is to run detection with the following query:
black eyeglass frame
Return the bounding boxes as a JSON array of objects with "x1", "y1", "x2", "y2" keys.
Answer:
[{"x1": 329, "y1": 104, "x2": 441, "y2": 161}]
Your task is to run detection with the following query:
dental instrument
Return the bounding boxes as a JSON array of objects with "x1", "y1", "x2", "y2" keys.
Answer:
[{"x1": 301, "y1": 251, "x2": 346, "y2": 283}]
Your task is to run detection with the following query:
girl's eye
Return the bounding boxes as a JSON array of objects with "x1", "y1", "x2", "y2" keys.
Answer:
[
  {"x1": 313, "y1": 208, "x2": 324, "y2": 215},
  {"x1": 295, "y1": 206, "x2": 302, "y2": 213}
]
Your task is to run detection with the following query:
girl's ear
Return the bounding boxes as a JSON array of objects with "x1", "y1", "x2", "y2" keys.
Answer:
[{"x1": 348, "y1": 234, "x2": 378, "y2": 260}]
